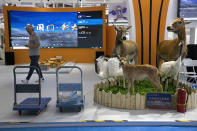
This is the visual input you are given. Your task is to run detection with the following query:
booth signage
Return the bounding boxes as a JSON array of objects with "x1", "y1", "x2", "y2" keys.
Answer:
[{"x1": 146, "y1": 93, "x2": 171, "y2": 109}]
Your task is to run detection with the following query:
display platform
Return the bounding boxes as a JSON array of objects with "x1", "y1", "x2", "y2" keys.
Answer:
[{"x1": 94, "y1": 79, "x2": 197, "y2": 110}]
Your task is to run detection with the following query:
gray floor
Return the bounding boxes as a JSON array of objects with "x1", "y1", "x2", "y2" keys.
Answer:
[{"x1": 0, "y1": 62, "x2": 197, "y2": 122}]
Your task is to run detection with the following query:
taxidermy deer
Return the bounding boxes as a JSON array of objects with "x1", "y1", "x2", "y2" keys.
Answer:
[
  {"x1": 157, "y1": 18, "x2": 191, "y2": 67},
  {"x1": 120, "y1": 57, "x2": 163, "y2": 94},
  {"x1": 112, "y1": 25, "x2": 138, "y2": 64}
]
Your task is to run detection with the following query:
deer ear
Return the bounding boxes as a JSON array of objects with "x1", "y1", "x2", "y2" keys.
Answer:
[
  {"x1": 126, "y1": 26, "x2": 132, "y2": 30},
  {"x1": 184, "y1": 20, "x2": 191, "y2": 24}
]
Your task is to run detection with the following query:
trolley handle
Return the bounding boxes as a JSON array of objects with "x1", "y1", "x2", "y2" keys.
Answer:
[
  {"x1": 13, "y1": 66, "x2": 41, "y2": 83},
  {"x1": 56, "y1": 66, "x2": 83, "y2": 103},
  {"x1": 13, "y1": 66, "x2": 40, "y2": 75},
  {"x1": 56, "y1": 66, "x2": 83, "y2": 84}
]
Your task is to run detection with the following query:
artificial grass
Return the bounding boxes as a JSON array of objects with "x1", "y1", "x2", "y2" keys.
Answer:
[{"x1": 100, "y1": 79, "x2": 176, "y2": 95}]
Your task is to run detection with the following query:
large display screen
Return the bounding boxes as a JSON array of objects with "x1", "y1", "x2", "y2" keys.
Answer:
[
  {"x1": 8, "y1": 11, "x2": 103, "y2": 49},
  {"x1": 178, "y1": 0, "x2": 197, "y2": 20}
]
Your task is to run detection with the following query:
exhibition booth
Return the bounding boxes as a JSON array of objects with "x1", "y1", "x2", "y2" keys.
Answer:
[{"x1": 0, "y1": 0, "x2": 197, "y2": 130}]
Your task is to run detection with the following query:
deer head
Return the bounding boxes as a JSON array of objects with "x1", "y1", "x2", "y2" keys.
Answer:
[
  {"x1": 114, "y1": 25, "x2": 131, "y2": 41},
  {"x1": 167, "y1": 18, "x2": 191, "y2": 33},
  {"x1": 117, "y1": 56, "x2": 128, "y2": 67}
]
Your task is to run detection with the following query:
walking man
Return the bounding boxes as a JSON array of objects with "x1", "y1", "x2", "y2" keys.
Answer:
[{"x1": 21, "y1": 24, "x2": 44, "y2": 83}]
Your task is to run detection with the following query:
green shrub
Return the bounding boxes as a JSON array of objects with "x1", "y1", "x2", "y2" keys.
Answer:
[{"x1": 98, "y1": 79, "x2": 176, "y2": 95}]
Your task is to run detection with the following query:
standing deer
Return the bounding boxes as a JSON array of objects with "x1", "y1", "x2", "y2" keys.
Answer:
[
  {"x1": 112, "y1": 25, "x2": 138, "y2": 64},
  {"x1": 119, "y1": 57, "x2": 163, "y2": 94},
  {"x1": 157, "y1": 18, "x2": 191, "y2": 67}
]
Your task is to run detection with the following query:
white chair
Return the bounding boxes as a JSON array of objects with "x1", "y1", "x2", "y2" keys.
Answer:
[{"x1": 179, "y1": 59, "x2": 197, "y2": 85}]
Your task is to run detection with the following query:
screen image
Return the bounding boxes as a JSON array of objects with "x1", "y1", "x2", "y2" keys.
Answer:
[
  {"x1": 8, "y1": 11, "x2": 103, "y2": 49},
  {"x1": 179, "y1": 0, "x2": 197, "y2": 19}
]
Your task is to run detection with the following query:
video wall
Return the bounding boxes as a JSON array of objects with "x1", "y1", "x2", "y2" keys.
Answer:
[
  {"x1": 8, "y1": 10, "x2": 103, "y2": 49},
  {"x1": 178, "y1": 0, "x2": 197, "y2": 19}
]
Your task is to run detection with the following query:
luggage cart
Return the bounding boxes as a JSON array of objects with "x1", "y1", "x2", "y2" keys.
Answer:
[
  {"x1": 13, "y1": 66, "x2": 51, "y2": 115},
  {"x1": 56, "y1": 66, "x2": 84, "y2": 112}
]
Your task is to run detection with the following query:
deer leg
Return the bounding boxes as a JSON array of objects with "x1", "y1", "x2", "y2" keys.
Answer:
[
  {"x1": 155, "y1": 81, "x2": 163, "y2": 92},
  {"x1": 158, "y1": 77, "x2": 163, "y2": 92},
  {"x1": 123, "y1": 76, "x2": 126, "y2": 89},
  {"x1": 150, "y1": 78, "x2": 163, "y2": 92},
  {"x1": 131, "y1": 81, "x2": 135, "y2": 94},
  {"x1": 129, "y1": 79, "x2": 134, "y2": 94},
  {"x1": 175, "y1": 81, "x2": 180, "y2": 92},
  {"x1": 163, "y1": 78, "x2": 167, "y2": 91},
  {"x1": 166, "y1": 79, "x2": 169, "y2": 91},
  {"x1": 175, "y1": 76, "x2": 179, "y2": 90},
  {"x1": 162, "y1": 79, "x2": 165, "y2": 91},
  {"x1": 181, "y1": 49, "x2": 187, "y2": 60},
  {"x1": 148, "y1": 77, "x2": 157, "y2": 92},
  {"x1": 114, "y1": 77, "x2": 119, "y2": 87},
  {"x1": 159, "y1": 83, "x2": 163, "y2": 92},
  {"x1": 107, "y1": 79, "x2": 111, "y2": 88},
  {"x1": 116, "y1": 76, "x2": 121, "y2": 88},
  {"x1": 119, "y1": 76, "x2": 121, "y2": 88}
]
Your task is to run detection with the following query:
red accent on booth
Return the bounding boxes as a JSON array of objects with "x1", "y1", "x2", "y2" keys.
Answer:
[{"x1": 177, "y1": 88, "x2": 187, "y2": 113}]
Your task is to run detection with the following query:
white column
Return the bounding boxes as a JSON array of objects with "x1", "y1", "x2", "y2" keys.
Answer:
[
  {"x1": 165, "y1": 0, "x2": 178, "y2": 40},
  {"x1": 126, "y1": 0, "x2": 136, "y2": 41}
]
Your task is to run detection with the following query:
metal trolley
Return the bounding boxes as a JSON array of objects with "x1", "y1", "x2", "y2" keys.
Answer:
[
  {"x1": 56, "y1": 66, "x2": 84, "y2": 112},
  {"x1": 13, "y1": 66, "x2": 51, "y2": 115}
]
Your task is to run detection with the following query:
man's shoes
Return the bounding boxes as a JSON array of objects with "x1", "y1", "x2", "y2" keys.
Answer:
[
  {"x1": 35, "y1": 77, "x2": 45, "y2": 83},
  {"x1": 21, "y1": 79, "x2": 29, "y2": 84}
]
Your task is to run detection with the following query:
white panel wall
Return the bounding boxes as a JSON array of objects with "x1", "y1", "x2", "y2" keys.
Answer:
[{"x1": 126, "y1": 0, "x2": 136, "y2": 41}]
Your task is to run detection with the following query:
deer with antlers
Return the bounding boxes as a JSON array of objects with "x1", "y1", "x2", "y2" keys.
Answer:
[
  {"x1": 112, "y1": 25, "x2": 138, "y2": 64},
  {"x1": 157, "y1": 18, "x2": 191, "y2": 67}
]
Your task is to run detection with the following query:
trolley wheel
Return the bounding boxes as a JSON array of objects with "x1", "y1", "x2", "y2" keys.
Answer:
[
  {"x1": 36, "y1": 111, "x2": 40, "y2": 115},
  {"x1": 60, "y1": 108, "x2": 63, "y2": 112},
  {"x1": 18, "y1": 111, "x2": 22, "y2": 116}
]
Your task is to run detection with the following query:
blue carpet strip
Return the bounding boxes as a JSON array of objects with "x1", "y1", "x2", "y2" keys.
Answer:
[{"x1": 0, "y1": 121, "x2": 197, "y2": 129}]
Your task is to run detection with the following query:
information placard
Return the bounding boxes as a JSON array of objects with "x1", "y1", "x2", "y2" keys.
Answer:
[{"x1": 146, "y1": 93, "x2": 172, "y2": 109}]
